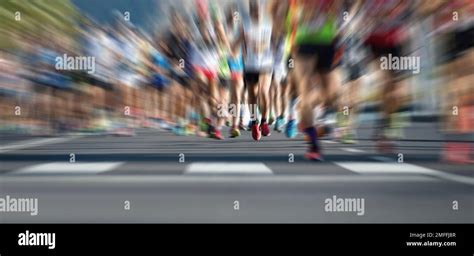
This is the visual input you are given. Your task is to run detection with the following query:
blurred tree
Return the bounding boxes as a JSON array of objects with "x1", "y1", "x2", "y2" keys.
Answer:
[{"x1": 0, "y1": 0, "x2": 81, "y2": 50}]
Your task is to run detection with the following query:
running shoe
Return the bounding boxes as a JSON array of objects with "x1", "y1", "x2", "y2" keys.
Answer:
[
  {"x1": 211, "y1": 129, "x2": 224, "y2": 140},
  {"x1": 239, "y1": 121, "x2": 248, "y2": 131},
  {"x1": 113, "y1": 127, "x2": 136, "y2": 137},
  {"x1": 199, "y1": 118, "x2": 209, "y2": 133},
  {"x1": 185, "y1": 124, "x2": 196, "y2": 136},
  {"x1": 251, "y1": 124, "x2": 261, "y2": 141},
  {"x1": 268, "y1": 115, "x2": 275, "y2": 126},
  {"x1": 274, "y1": 116, "x2": 284, "y2": 132},
  {"x1": 304, "y1": 149, "x2": 324, "y2": 161},
  {"x1": 230, "y1": 127, "x2": 241, "y2": 138},
  {"x1": 285, "y1": 119, "x2": 298, "y2": 138},
  {"x1": 247, "y1": 120, "x2": 253, "y2": 131},
  {"x1": 203, "y1": 118, "x2": 213, "y2": 136},
  {"x1": 160, "y1": 121, "x2": 173, "y2": 131},
  {"x1": 261, "y1": 122, "x2": 271, "y2": 136},
  {"x1": 173, "y1": 125, "x2": 186, "y2": 136},
  {"x1": 442, "y1": 142, "x2": 474, "y2": 164}
]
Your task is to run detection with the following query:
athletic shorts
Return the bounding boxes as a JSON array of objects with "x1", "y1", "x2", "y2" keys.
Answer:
[
  {"x1": 295, "y1": 44, "x2": 335, "y2": 72},
  {"x1": 194, "y1": 66, "x2": 218, "y2": 81},
  {"x1": 228, "y1": 57, "x2": 244, "y2": 80},
  {"x1": 244, "y1": 71, "x2": 260, "y2": 88},
  {"x1": 365, "y1": 43, "x2": 407, "y2": 79},
  {"x1": 367, "y1": 44, "x2": 402, "y2": 59},
  {"x1": 218, "y1": 77, "x2": 231, "y2": 88},
  {"x1": 243, "y1": 69, "x2": 272, "y2": 89},
  {"x1": 442, "y1": 25, "x2": 474, "y2": 63}
]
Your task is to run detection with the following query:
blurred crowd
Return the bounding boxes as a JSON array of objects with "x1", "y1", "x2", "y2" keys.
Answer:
[{"x1": 0, "y1": 0, "x2": 473, "y2": 162}]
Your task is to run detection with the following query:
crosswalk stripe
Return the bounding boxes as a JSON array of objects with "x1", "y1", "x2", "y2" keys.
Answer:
[
  {"x1": 342, "y1": 148, "x2": 364, "y2": 153},
  {"x1": 185, "y1": 162, "x2": 273, "y2": 175},
  {"x1": 13, "y1": 162, "x2": 124, "y2": 175},
  {"x1": 335, "y1": 161, "x2": 474, "y2": 186},
  {"x1": 335, "y1": 162, "x2": 439, "y2": 175}
]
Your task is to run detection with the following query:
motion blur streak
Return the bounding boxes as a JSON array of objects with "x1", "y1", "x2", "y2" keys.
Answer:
[{"x1": 0, "y1": 0, "x2": 473, "y2": 158}]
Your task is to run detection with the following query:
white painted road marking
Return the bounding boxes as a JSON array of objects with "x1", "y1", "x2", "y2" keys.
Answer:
[
  {"x1": 0, "y1": 137, "x2": 77, "y2": 153},
  {"x1": 335, "y1": 162, "x2": 439, "y2": 175},
  {"x1": 336, "y1": 161, "x2": 474, "y2": 186},
  {"x1": 185, "y1": 162, "x2": 273, "y2": 175},
  {"x1": 342, "y1": 148, "x2": 364, "y2": 153},
  {"x1": 13, "y1": 162, "x2": 124, "y2": 175}
]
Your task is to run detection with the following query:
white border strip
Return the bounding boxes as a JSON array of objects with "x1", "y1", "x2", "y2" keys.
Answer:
[
  {"x1": 185, "y1": 162, "x2": 273, "y2": 175},
  {"x1": 336, "y1": 158, "x2": 474, "y2": 186},
  {"x1": 13, "y1": 162, "x2": 124, "y2": 175},
  {"x1": 342, "y1": 148, "x2": 365, "y2": 153}
]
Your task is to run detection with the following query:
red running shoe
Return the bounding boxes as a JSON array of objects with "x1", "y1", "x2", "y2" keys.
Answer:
[
  {"x1": 261, "y1": 122, "x2": 271, "y2": 137},
  {"x1": 212, "y1": 130, "x2": 224, "y2": 140},
  {"x1": 304, "y1": 150, "x2": 324, "y2": 161},
  {"x1": 251, "y1": 124, "x2": 261, "y2": 141}
]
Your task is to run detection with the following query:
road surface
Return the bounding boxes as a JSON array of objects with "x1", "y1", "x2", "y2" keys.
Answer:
[{"x1": 0, "y1": 122, "x2": 473, "y2": 223}]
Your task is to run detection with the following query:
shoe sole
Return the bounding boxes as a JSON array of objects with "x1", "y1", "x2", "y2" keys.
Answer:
[{"x1": 304, "y1": 155, "x2": 324, "y2": 161}]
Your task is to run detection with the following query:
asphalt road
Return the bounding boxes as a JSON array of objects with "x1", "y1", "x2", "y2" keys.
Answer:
[{"x1": 0, "y1": 122, "x2": 473, "y2": 223}]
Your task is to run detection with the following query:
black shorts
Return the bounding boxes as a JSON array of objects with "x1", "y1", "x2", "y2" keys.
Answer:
[
  {"x1": 366, "y1": 44, "x2": 407, "y2": 79},
  {"x1": 219, "y1": 77, "x2": 231, "y2": 88},
  {"x1": 296, "y1": 44, "x2": 336, "y2": 72},
  {"x1": 368, "y1": 45, "x2": 402, "y2": 59},
  {"x1": 244, "y1": 71, "x2": 260, "y2": 89},
  {"x1": 457, "y1": 25, "x2": 474, "y2": 52},
  {"x1": 243, "y1": 70, "x2": 271, "y2": 89},
  {"x1": 442, "y1": 25, "x2": 474, "y2": 63}
]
